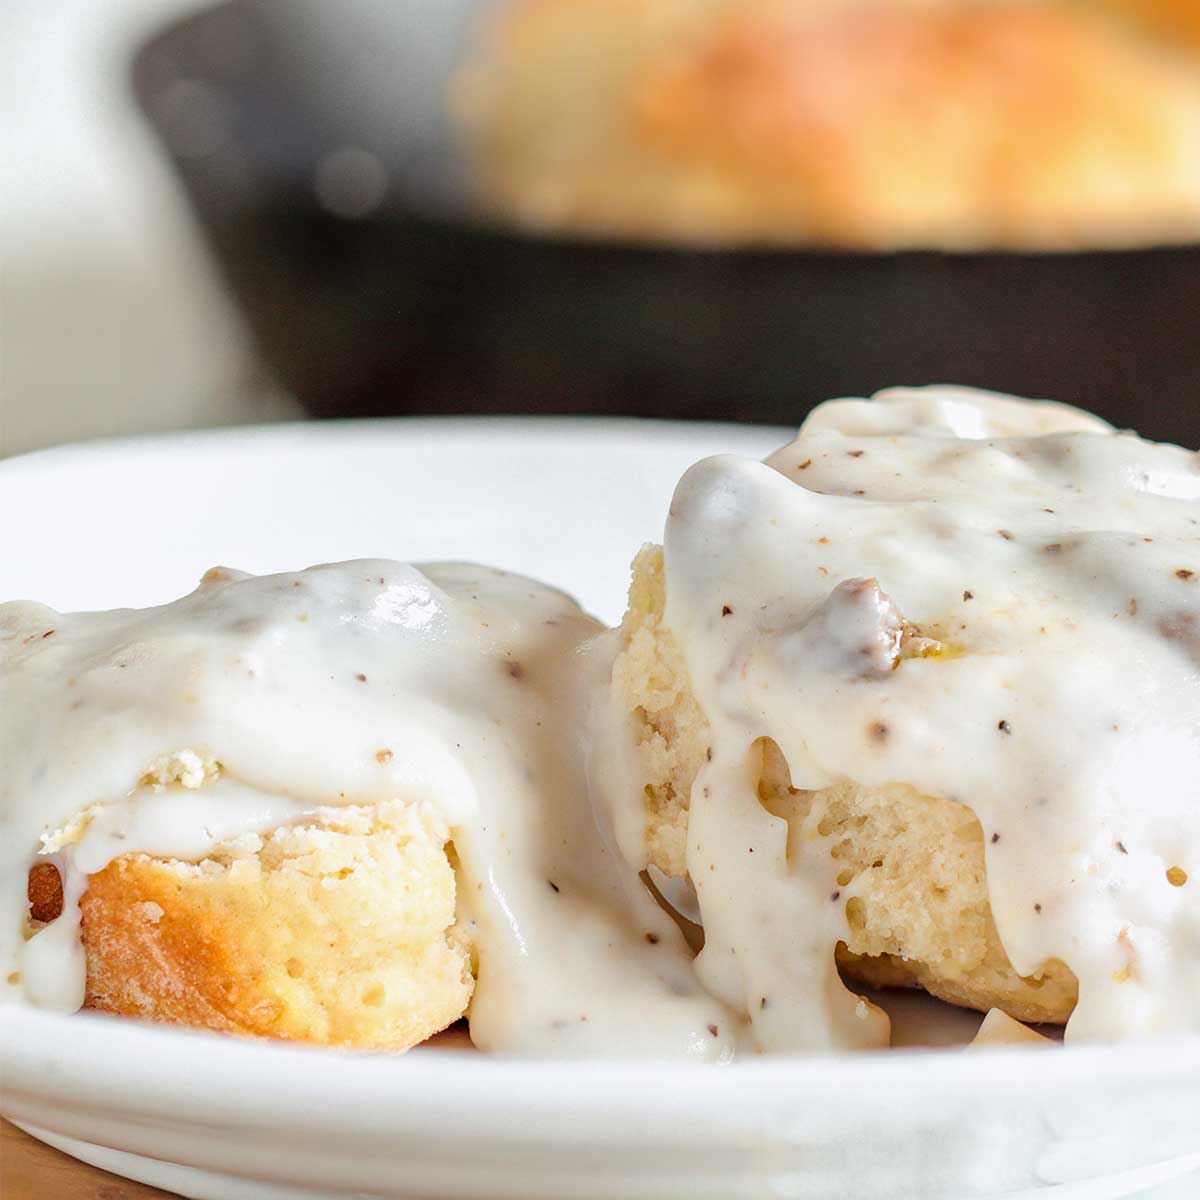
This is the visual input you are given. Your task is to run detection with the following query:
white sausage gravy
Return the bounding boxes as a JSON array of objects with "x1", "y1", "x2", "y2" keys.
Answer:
[
  {"x1": 2, "y1": 387, "x2": 1196, "y2": 1055},
  {"x1": 637, "y1": 387, "x2": 1198, "y2": 1049},
  {"x1": 1, "y1": 562, "x2": 734, "y2": 1058}
]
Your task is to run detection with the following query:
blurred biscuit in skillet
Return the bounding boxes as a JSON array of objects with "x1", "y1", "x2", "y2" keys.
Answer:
[{"x1": 455, "y1": 0, "x2": 1200, "y2": 249}]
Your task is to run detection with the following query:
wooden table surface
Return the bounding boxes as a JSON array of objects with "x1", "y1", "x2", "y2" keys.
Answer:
[{"x1": 1, "y1": 1120, "x2": 179, "y2": 1200}]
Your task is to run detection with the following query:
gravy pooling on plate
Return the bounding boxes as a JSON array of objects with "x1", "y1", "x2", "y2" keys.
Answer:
[
  {"x1": 0, "y1": 562, "x2": 736, "y2": 1058},
  {"x1": 617, "y1": 387, "x2": 1198, "y2": 1048}
]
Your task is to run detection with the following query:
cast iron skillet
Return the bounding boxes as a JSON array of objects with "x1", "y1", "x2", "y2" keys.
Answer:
[{"x1": 133, "y1": 1, "x2": 1200, "y2": 444}]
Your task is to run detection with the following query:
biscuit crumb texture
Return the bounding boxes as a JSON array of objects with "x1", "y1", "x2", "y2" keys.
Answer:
[
  {"x1": 613, "y1": 545, "x2": 1078, "y2": 1025},
  {"x1": 141, "y1": 748, "x2": 220, "y2": 791},
  {"x1": 80, "y1": 800, "x2": 474, "y2": 1049}
]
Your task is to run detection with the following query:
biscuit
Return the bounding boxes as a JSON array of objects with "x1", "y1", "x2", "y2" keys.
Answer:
[
  {"x1": 613, "y1": 544, "x2": 1079, "y2": 1024},
  {"x1": 64, "y1": 801, "x2": 473, "y2": 1049},
  {"x1": 456, "y1": 0, "x2": 1200, "y2": 249}
]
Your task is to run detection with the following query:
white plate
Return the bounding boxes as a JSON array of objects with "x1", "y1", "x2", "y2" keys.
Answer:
[{"x1": 2, "y1": 417, "x2": 1198, "y2": 1200}]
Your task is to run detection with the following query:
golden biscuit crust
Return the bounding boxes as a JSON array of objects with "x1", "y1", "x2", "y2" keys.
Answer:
[
  {"x1": 613, "y1": 544, "x2": 1079, "y2": 1025},
  {"x1": 79, "y1": 802, "x2": 474, "y2": 1050},
  {"x1": 1103, "y1": 0, "x2": 1200, "y2": 49}
]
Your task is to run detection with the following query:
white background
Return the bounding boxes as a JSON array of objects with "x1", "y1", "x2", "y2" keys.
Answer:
[{"x1": 1, "y1": 0, "x2": 298, "y2": 458}]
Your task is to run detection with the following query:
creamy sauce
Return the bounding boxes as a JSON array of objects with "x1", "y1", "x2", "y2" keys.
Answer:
[
  {"x1": 657, "y1": 386, "x2": 1199, "y2": 1047},
  {"x1": 4, "y1": 389, "x2": 1196, "y2": 1058},
  {"x1": 0, "y1": 561, "x2": 736, "y2": 1058}
]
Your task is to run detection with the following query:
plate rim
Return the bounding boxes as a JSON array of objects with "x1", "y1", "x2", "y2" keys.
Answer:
[
  {"x1": 0, "y1": 413, "x2": 797, "y2": 475},
  {"x1": 4, "y1": 1006, "x2": 1199, "y2": 1134}
]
